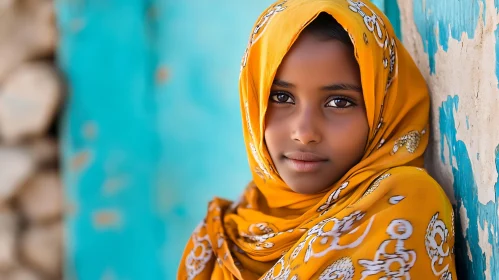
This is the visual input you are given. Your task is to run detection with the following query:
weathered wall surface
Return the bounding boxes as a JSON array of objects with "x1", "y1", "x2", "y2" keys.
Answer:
[
  {"x1": 397, "y1": 0, "x2": 499, "y2": 279},
  {"x1": 56, "y1": 0, "x2": 272, "y2": 278},
  {"x1": 0, "y1": 1, "x2": 64, "y2": 279}
]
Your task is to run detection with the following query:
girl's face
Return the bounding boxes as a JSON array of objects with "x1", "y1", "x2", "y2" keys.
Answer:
[{"x1": 265, "y1": 32, "x2": 369, "y2": 194}]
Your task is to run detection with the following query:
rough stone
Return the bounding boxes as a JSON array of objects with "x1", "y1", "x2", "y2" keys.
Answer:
[
  {"x1": 0, "y1": 207, "x2": 18, "y2": 272},
  {"x1": 0, "y1": 0, "x2": 57, "y2": 81},
  {"x1": 18, "y1": 171, "x2": 63, "y2": 224},
  {"x1": 7, "y1": 267, "x2": 41, "y2": 280},
  {"x1": 0, "y1": 147, "x2": 35, "y2": 204},
  {"x1": 20, "y1": 223, "x2": 62, "y2": 277},
  {"x1": 0, "y1": 62, "x2": 63, "y2": 143},
  {"x1": 25, "y1": 137, "x2": 59, "y2": 168}
]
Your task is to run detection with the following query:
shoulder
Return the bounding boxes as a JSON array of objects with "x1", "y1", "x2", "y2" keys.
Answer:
[
  {"x1": 335, "y1": 168, "x2": 457, "y2": 279},
  {"x1": 357, "y1": 166, "x2": 453, "y2": 216},
  {"x1": 377, "y1": 166, "x2": 449, "y2": 201}
]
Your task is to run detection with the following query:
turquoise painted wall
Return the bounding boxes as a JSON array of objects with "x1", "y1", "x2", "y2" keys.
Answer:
[
  {"x1": 56, "y1": 0, "x2": 272, "y2": 278},
  {"x1": 56, "y1": 1, "x2": 397, "y2": 279},
  {"x1": 398, "y1": 0, "x2": 499, "y2": 279}
]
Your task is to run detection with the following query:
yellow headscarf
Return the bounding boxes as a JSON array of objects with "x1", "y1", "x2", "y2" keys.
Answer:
[{"x1": 178, "y1": 0, "x2": 457, "y2": 279}]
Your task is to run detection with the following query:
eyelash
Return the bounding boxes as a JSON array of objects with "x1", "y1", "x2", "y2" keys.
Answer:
[{"x1": 269, "y1": 91, "x2": 357, "y2": 108}]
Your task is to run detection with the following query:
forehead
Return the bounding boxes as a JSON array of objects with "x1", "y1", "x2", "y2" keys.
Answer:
[{"x1": 274, "y1": 32, "x2": 360, "y2": 84}]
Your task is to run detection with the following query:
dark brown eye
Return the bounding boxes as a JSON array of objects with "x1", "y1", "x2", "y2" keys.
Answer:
[
  {"x1": 326, "y1": 97, "x2": 354, "y2": 108},
  {"x1": 270, "y1": 92, "x2": 294, "y2": 104}
]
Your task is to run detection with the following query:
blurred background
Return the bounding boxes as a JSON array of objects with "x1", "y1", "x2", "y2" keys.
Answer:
[
  {"x1": 8, "y1": 1, "x2": 499, "y2": 280},
  {"x1": 0, "y1": 0, "x2": 394, "y2": 279},
  {"x1": 57, "y1": 1, "x2": 273, "y2": 279}
]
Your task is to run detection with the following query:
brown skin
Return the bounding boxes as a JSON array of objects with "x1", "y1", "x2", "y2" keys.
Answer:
[{"x1": 264, "y1": 32, "x2": 369, "y2": 194}]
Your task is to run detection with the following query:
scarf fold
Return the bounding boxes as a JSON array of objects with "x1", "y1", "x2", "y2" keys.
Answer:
[{"x1": 178, "y1": 0, "x2": 456, "y2": 279}]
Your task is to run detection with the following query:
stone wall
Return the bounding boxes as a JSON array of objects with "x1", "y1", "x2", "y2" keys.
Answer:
[{"x1": 0, "y1": 0, "x2": 63, "y2": 279}]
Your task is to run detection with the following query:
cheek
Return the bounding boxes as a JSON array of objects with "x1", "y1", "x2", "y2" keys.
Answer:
[
  {"x1": 264, "y1": 110, "x2": 286, "y2": 155},
  {"x1": 327, "y1": 113, "x2": 369, "y2": 154}
]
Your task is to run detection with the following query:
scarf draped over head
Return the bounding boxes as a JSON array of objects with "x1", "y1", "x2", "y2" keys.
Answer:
[{"x1": 178, "y1": 0, "x2": 457, "y2": 279}]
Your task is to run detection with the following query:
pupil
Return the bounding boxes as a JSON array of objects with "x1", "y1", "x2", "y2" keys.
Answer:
[
  {"x1": 278, "y1": 94, "x2": 287, "y2": 102},
  {"x1": 335, "y1": 99, "x2": 347, "y2": 107}
]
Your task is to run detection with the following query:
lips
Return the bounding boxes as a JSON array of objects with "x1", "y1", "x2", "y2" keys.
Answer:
[{"x1": 283, "y1": 151, "x2": 328, "y2": 173}]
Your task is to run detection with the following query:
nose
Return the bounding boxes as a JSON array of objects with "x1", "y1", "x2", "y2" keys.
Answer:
[{"x1": 291, "y1": 107, "x2": 322, "y2": 145}]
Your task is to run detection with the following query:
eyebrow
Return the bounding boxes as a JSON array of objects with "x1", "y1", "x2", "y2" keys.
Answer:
[
  {"x1": 273, "y1": 79, "x2": 362, "y2": 93},
  {"x1": 321, "y1": 83, "x2": 363, "y2": 93},
  {"x1": 272, "y1": 79, "x2": 295, "y2": 88}
]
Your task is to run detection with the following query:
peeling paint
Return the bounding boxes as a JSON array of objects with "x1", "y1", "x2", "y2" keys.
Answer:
[
  {"x1": 102, "y1": 176, "x2": 128, "y2": 196},
  {"x1": 478, "y1": 221, "x2": 493, "y2": 280},
  {"x1": 459, "y1": 203, "x2": 474, "y2": 262},
  {"x1": 411, "y1": 0, "x2": 481, "y2": 73},
  {"x1": 93, "y1": 209, "x2": 122, "y2": 229},
  {"x1": 83, "y1": 121, "x2": 98, "y2": 140},
  {"x1": 459, "y1": 204, "x2": 470, "y2": 235},
  {"x1": 155, "y1": 66, "x2": 169, "y2": 85},
  {"x1": 71, "y1": 149, "x2": 93, "y2": 172},
  {"x1": 398, "y1": 0, "x2": 499, "y2": 278}
]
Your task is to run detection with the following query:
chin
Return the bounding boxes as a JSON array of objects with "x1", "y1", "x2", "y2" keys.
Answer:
[{"x1": 287, "y1": 181, "x2": 332, "y2": 194}]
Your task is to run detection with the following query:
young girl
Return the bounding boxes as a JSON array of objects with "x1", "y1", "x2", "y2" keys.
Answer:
[{"x1": 178, "y1": 0, "x2": 457, "y2": 279}]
